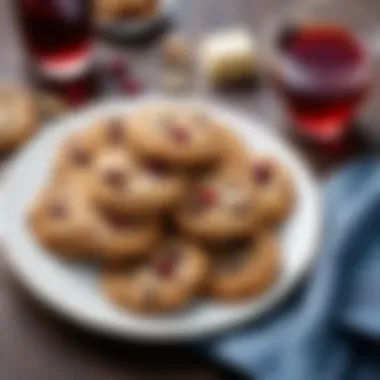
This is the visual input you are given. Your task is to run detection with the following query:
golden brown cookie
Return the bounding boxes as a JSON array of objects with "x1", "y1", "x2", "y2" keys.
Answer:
[
  {"x1": 204, "y1": 234, "x2": 280, "y2": 300},
  {"x1": 176, "y1": 170, "x2": 264, "y2": 241},
  {"x1": 53, "y1": 116, "x2": 128, "y2": 184},
  {"x1": 28, "y1": 180, "x2": 161, "y2": 262},
  {"x1": 27, "y1": 183, "x2": 101, "y2": 259},
  {"x1": 102, "y1": 238, "x2": 209, "y2": 313},
  {"x1": 90, "y1": 147, "x2": 187, "y2": 215},
  {"x1": 0, "y1": 85, "x2": 37, "y2": 153},
  {"x1": 96, "y1": 0, "x2": 124, "y2": 22},
  {"x1": 128, "y1": 104, "x2": 223, "y2": 168}
]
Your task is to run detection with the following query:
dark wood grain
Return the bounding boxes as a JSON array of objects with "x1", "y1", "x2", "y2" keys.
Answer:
[{"x1": 1, "y1": 0, "x2": 380, "y2": 379}]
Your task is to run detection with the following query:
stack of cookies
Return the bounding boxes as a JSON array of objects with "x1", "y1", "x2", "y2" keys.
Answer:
[{"x1": 28, "y1": 103, "x2": 294, "y2": 314}]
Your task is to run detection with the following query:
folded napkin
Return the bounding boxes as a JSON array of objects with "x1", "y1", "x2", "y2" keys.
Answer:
[{"x1": 198, "y1": 158, "x2": 380, "y2": 380}]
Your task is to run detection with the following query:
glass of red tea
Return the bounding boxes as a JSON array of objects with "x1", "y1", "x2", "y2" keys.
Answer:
[
  {"x1": 14, "y1": 0, "x2": 94, "y2": 81},
  {"x1": 274, "y1": 22, "x2": 371, "y2": 142}
]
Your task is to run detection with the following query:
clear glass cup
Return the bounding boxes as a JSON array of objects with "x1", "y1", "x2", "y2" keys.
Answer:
[
  {"x1": 14, "y1": 0, "x2": 94, "y2": 80},
  {"x1": 273, "y1": 22, "x2": 371, "y2": 141}
]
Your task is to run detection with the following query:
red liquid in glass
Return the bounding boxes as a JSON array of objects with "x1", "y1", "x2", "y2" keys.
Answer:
[
  {"x1": 277, "y1": 24, "x2": 370, "y2": 141},
  {"x1": 15, "y1": 0, "x2": 93, "y2": 76}
]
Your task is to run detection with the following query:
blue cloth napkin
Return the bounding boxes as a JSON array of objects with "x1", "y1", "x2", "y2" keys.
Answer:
[{"x1": 198, "y1": 158, "x2": 380, "y2": 380}]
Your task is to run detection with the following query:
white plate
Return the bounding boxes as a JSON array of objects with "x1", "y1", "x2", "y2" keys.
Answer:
[{"x1": 1, "y1": 96, "x2": 321, "y2": 342}]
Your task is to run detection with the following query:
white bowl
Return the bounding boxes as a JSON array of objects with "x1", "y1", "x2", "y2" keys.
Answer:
[
  {"x1": 97, "y1": 0, "x2": 177, "y2": 37},
  {"x1": 1, "y1": 96, "x2": 321, "y2": 342}
]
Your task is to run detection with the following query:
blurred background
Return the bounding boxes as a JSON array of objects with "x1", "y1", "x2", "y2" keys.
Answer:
[{"x1": 1, "y1": 0, "x2": 380, "y2": 379}]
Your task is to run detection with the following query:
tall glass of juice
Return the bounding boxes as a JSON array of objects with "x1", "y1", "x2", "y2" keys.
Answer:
[{"x1": 13, "y1": 0, "x2": 97, "y2": 107}]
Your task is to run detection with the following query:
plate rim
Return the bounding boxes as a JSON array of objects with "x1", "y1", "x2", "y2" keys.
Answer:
[{"x1": 1, "y1": 95, "x2": 322, "y2": 342}]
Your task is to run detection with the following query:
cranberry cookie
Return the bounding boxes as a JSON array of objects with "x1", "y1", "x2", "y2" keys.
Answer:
[
  {"x1": 0, "y1": 85, "x2": 37, "y2": 153},
  {"x1": 102, "y1": 238, "x2": 209, "y2": 313},
  {"x1": 205, "y1": 234, "x2": 280, "y2": 300},
  {"x1": 129, "y1": 104, "x2": 222, "y2": 167},
  {"x1": 176, "y1": 170, "x2": 263, "y2": 241},
  {"x1": 53, "y1": 116, "x2": 128, "y2": 184},
  {"x1": 91, "y1": 148, "x2": 186, "y2": 215},
  {"x1": 29, "y1": 182, "x2": 161, "y2": 262},
  {"x1": 27, "y1": 183, "x2": 101, "y2": 259}
]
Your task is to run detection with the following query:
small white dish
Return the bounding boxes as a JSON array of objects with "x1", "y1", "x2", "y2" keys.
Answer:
[
  {"x1": 1, "y1": 96, "x2": 321, "y2": 342},
  {"x1": 98, "y1": 0, "x2": 177, "y2": 37}
]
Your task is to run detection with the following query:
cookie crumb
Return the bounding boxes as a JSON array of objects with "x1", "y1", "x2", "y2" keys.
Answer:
[{"x1": 162, "y1": 34, "x2": 191, "y2": 66}]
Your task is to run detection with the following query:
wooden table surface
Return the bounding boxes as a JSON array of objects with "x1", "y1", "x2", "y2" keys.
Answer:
[{"x1": 1, "y1": 0, "x2": 380, "y2": 380}]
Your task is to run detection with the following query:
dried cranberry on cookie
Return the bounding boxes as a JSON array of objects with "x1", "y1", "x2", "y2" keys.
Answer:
[{"x1": 128, "y1": 104, "x2": 223, "y2": 167}]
